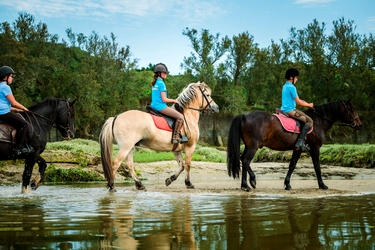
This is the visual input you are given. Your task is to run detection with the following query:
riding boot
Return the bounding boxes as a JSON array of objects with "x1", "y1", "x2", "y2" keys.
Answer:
[
  {"x1": 14, "y1": 143, "x2": 34, "y2": 155},
  {"x1": 295, "y1": 124, "x2": 311, "y2": 152},
  {"x1": 172, "y1": 118, "x2": 187, "y2": 144}
]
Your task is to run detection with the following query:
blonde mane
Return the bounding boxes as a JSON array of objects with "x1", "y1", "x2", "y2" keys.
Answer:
[{"x1": 177, "y1": 81, "x2": 208, "y2": 110}]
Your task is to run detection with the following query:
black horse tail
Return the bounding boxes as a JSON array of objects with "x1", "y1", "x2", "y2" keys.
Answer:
[
  {"x1": 99, "y1": 117, "x2": 115, "y2": 189},
  {"x1": 227, "y1": 114, "x2": 243, "y2": 179}
]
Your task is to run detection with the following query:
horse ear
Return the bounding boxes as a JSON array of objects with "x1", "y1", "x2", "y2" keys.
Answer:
[{"x1": 70, "y1": 98, "x2": 78, "y2": 107}]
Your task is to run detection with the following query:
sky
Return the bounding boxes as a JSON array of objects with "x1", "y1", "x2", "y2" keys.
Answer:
[{"x1": 1, "y1": 0, "x2": 374, "y2": 75}]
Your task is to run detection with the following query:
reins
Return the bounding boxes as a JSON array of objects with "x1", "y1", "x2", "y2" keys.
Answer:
[{"x1": 24, "y1": 100, "x2": 74, "y2": 139}]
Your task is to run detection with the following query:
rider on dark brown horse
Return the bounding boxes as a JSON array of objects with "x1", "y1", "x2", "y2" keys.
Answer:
[
  {"x1": 150, "y1": 63, "x2": 188, "y2": 144},
  {"x1": 280, "y1": 68, "x2": 314, "y2": 152},
  {"x1": 0, "y1": 66, "x2": 34, "y2": 155}
]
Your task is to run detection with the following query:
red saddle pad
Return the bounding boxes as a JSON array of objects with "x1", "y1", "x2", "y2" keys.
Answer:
[{"x1": 150, "y1": 114, "x2": 173, "y2": 132}]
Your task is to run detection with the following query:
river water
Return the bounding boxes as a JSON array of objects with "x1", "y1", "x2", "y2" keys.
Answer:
[{"x1": 0, "y1": 183, "x2": 374, "y2": 250}]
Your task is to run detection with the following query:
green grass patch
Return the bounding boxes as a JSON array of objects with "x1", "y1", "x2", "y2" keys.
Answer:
[
  {"x1": 44, "y1": 164, "x2": 103, "y2": 183},
  {"x1": 253, "y1": 144, "x2": 375, "y2": 168}
]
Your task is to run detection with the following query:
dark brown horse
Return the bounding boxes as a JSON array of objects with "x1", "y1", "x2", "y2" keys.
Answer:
[{"x1": 227, "y1": 99, "x2": 362, "y2": 191}]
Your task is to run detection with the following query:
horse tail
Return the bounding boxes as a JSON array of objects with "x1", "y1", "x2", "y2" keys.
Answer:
[
  {"x1": 99, "y1": 116, "x2": 115, "y2": 189},
  {"x1": 227, "y1": 114, "x2": 243, "y2": 179}
]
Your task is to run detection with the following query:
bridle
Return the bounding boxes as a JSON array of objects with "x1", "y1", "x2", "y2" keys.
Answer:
[
  {"x1": 188, "y1": 85, "x2": 215, "y2": 113},
  {"x1": 313, "y1": 100, "x2": 358, "y2": 128},
  {"x1": 25, "y1": 100, "x2": 75, "y2": 139},
  {"x1": 339, "y1": 100, "x2": 359, "y2": 128}
]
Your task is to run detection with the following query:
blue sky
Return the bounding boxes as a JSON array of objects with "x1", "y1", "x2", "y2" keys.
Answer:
[{"x1": 1, "y1": 0, "x2": 374, "y2": 75}]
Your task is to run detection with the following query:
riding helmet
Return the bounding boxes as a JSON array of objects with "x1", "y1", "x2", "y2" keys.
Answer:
[
  {"x1": 0, "y1": 66, "x2": 16, "y2": 80},
  {"x1": 285, "y1": 68, "x2": 299, "y2": 79},
  {"x1": 153, "y1": 63, "x2": 169, "y2": 73}
]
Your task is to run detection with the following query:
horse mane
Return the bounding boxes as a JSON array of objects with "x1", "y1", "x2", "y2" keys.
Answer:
[
  {"x1": 28, "y1": 98, "x2": 65, "y2": 113},
  {"x1": 305, "y1": 100, "x2": 341, "y2": 119},
  {"x1": 177, "y1": 81, "x2": 208, "y2": 110}
]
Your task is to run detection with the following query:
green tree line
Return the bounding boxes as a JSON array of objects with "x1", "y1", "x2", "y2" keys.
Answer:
[{"x1": 1, "y1": 13, "x2": 374, "y2": 141}]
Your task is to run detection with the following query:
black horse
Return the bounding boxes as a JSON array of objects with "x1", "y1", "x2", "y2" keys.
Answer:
[
  {"x1": 0, "y1": 98, "x2": 76, "y2": 193},
  {"x1": 227, "y1": 99, "x2": 362, "y2": 191}
]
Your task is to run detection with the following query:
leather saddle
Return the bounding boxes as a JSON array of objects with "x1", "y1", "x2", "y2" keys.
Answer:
[
  {"x1": 146, "y1": 104, "x2": 184, "y2": 130},
  {"x1": 274, "y1": 108, "x2": 313, "y2": 134},
  {"x1": 0, "y1": 122, "x2": 17, "y2": 144}
]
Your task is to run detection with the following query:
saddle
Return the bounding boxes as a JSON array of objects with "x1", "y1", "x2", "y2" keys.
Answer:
[
  {"x1": 146, "y1": 105, "x2": 184, "y2": 132},
  {"x1": 0, "y1": 122, "x2": 17, "y2": 143},
  {"x1": 274, "y1": 108, "x2": 313, "y2": 134}
]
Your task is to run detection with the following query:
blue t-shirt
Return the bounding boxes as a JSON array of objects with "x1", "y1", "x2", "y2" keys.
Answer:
[
  {"x1": 280, "y1": 81, "x2": 298, "y2": 113},
  {"x1": 0, "y1": 81, "x2": 12, "y2": 115},
  {"x1": 151, "y1": 78, "x2": 167, "y2": 111}
]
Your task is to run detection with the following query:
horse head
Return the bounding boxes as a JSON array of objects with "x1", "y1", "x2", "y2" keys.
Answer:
[
  {"x1": 55, "y1": 99, "x2": 77, "y2": 139},
  {"x1": 178, "y1": 81, "x2": 219, "y2": 114},
  {"x1": 339, "y1": 99, "x2": 362, "y2": 130}
]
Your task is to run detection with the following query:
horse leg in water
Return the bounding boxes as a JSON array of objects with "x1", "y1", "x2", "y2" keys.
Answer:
[
  {"x1": 122, "y1": 149, "x2": 146, "y2": 191},
  {"x1": 310, "y1": 147, "x2": 328, "y2": 190},
  {"x1": 21, "y1": 157, "x2": 36, "y2": 194},
  {"x1": 30, "y1": 156, "x2": 47, "y2": 190},
  {"x1": 284, "y1": 150, "x2": 302, "y2": 190},
  {"x1": 240, "y1": 146, "x2": 257, "y2": 191},
  {"x1": 165, "y1": 151, "x2": 194, "y2": 188}
]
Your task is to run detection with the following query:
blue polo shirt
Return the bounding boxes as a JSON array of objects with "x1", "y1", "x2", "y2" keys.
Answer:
[
  {"x1": 280, "y1": 81, "x2": 298, "y2": 113},
  {"x1": 150, "y1": 78, "x2": 167, "y2": 111},
  {"x1": 0, "y1": 81, "x2": 12, "y2": 114}
]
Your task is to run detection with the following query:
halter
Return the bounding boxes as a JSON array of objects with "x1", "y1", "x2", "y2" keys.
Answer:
[
  {"x1": 188, "y1": 85, "x2": 215, "y2": 113},
  {"x1": 25, "y1": 100, "x2": 75, "y2": 139}
]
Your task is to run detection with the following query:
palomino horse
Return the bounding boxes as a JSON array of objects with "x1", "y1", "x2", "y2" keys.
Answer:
[
  {"x1": 100, "y1": 82, "x2": 219, "y2": 192},
  {"x1": 227, "y1": 99, "x2": 362, "y2": 191},
  {"x1": 0, "y1": 98, "x2": 76, "y2": 193}
]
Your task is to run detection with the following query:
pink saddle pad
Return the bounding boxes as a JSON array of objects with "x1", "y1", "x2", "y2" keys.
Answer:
[{"x1": 273, "y1": 114, "x2": 313, "y2": 134}]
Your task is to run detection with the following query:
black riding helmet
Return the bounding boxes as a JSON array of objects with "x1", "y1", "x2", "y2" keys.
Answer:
[
  {"x1": 153, "y1": 63, "x2": 169, "y2": 74},
  {"x1": 285, "y1": 68, "x2": 299, "y2": 79},
  {"x1": 0, "y1": 66, "x2": 16, "y2": 80}
]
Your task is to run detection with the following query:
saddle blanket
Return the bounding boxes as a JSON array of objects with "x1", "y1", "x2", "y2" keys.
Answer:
[
  {"x1": 273, "y1": 113, "x2": 313, "y2": 134},
  {"x1": 150, "y1": 114, "x2": 173, "y2": 132}
]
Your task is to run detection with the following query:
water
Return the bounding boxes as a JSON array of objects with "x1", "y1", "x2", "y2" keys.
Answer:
[{"x1": 1, "y1": 184, "x2": 374, "y2": 249}]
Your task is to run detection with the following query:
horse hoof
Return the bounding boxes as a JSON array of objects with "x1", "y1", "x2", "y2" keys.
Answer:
[
  {"x1": 241, "y1": 186, "x2": 251, "y2": 192},
  {"x1": 320, "y1": 185, "x2": 329, "y2": 190},
  {"x1": 250, "y1": 181, "x2": 256, "y2": 189},
  {"x1": 109, "y1": 188, "x2": 117, "y2": 192},
  {"x1": 186, "y1": 184, "x2": 195, "y2": 189},
  {"x1": 165, "y1": 178, "x2": 172, "y2": 186},
  {"x1": 284, "y1": 186, "x2": 292, "y2": 190},
  {"x1": 137, "y1": 185, "x2": 147, "y2": 191}
]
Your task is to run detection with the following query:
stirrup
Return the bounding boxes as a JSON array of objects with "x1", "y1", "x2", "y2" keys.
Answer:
[{"x1": 180, "y1": 135, "x2": 189, "y2": 143}]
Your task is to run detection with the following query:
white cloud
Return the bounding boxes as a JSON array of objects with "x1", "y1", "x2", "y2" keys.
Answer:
[
  {"x1": 3, "y1": 0, "x2": 226, "y2": 24},
  {"x1": 295, "y1": 0, "x2": 334, "y2": 4}
]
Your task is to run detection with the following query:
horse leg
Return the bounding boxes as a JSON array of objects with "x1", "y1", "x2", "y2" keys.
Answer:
[
  {"x1": 124, "y1": 149, "x2": 146, "y2": 191},
  {"x1": 31, "y1": 156, "x2": 47, "y2": 190},
  {"x1": 310, "y1": 148, "x2": 328, "y2": 190},
  {"x1": 165, "y1": 151, "x2": 188, "y2": 187},
  {"x1": 21, "y1": 157, "x2": 36, "y2": 194},
  {"x1": 284, "y1": 150, "x2": 302, "y2": 190},
  {"x1": 240, "y1": 146, "x2": 257, "y2": 192},
  {"x1": 183, "y1": 148, "x2": 195, "y2": 189}
]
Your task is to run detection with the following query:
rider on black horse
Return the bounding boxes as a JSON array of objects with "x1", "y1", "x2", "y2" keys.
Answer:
[
  {"x1": 280, "y1": 68, "x2": 314, "y2": 152},
  {"x1": 0, "y1": 66, "x2": 34, "y2": 155}
]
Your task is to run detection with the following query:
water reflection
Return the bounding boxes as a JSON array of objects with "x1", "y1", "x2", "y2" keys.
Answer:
[{"x1": 0, "y1": 184, "x2": 374, "y2": 249}]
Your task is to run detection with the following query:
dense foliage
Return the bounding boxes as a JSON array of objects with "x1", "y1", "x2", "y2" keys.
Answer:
[{"x1": 1, "y1": 13, "x2": 374, "y2": 140}]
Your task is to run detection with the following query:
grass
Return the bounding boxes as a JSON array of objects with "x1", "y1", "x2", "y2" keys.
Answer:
[{"x1": 46, "y1": 139, "x2": 227, "y2": 163}]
